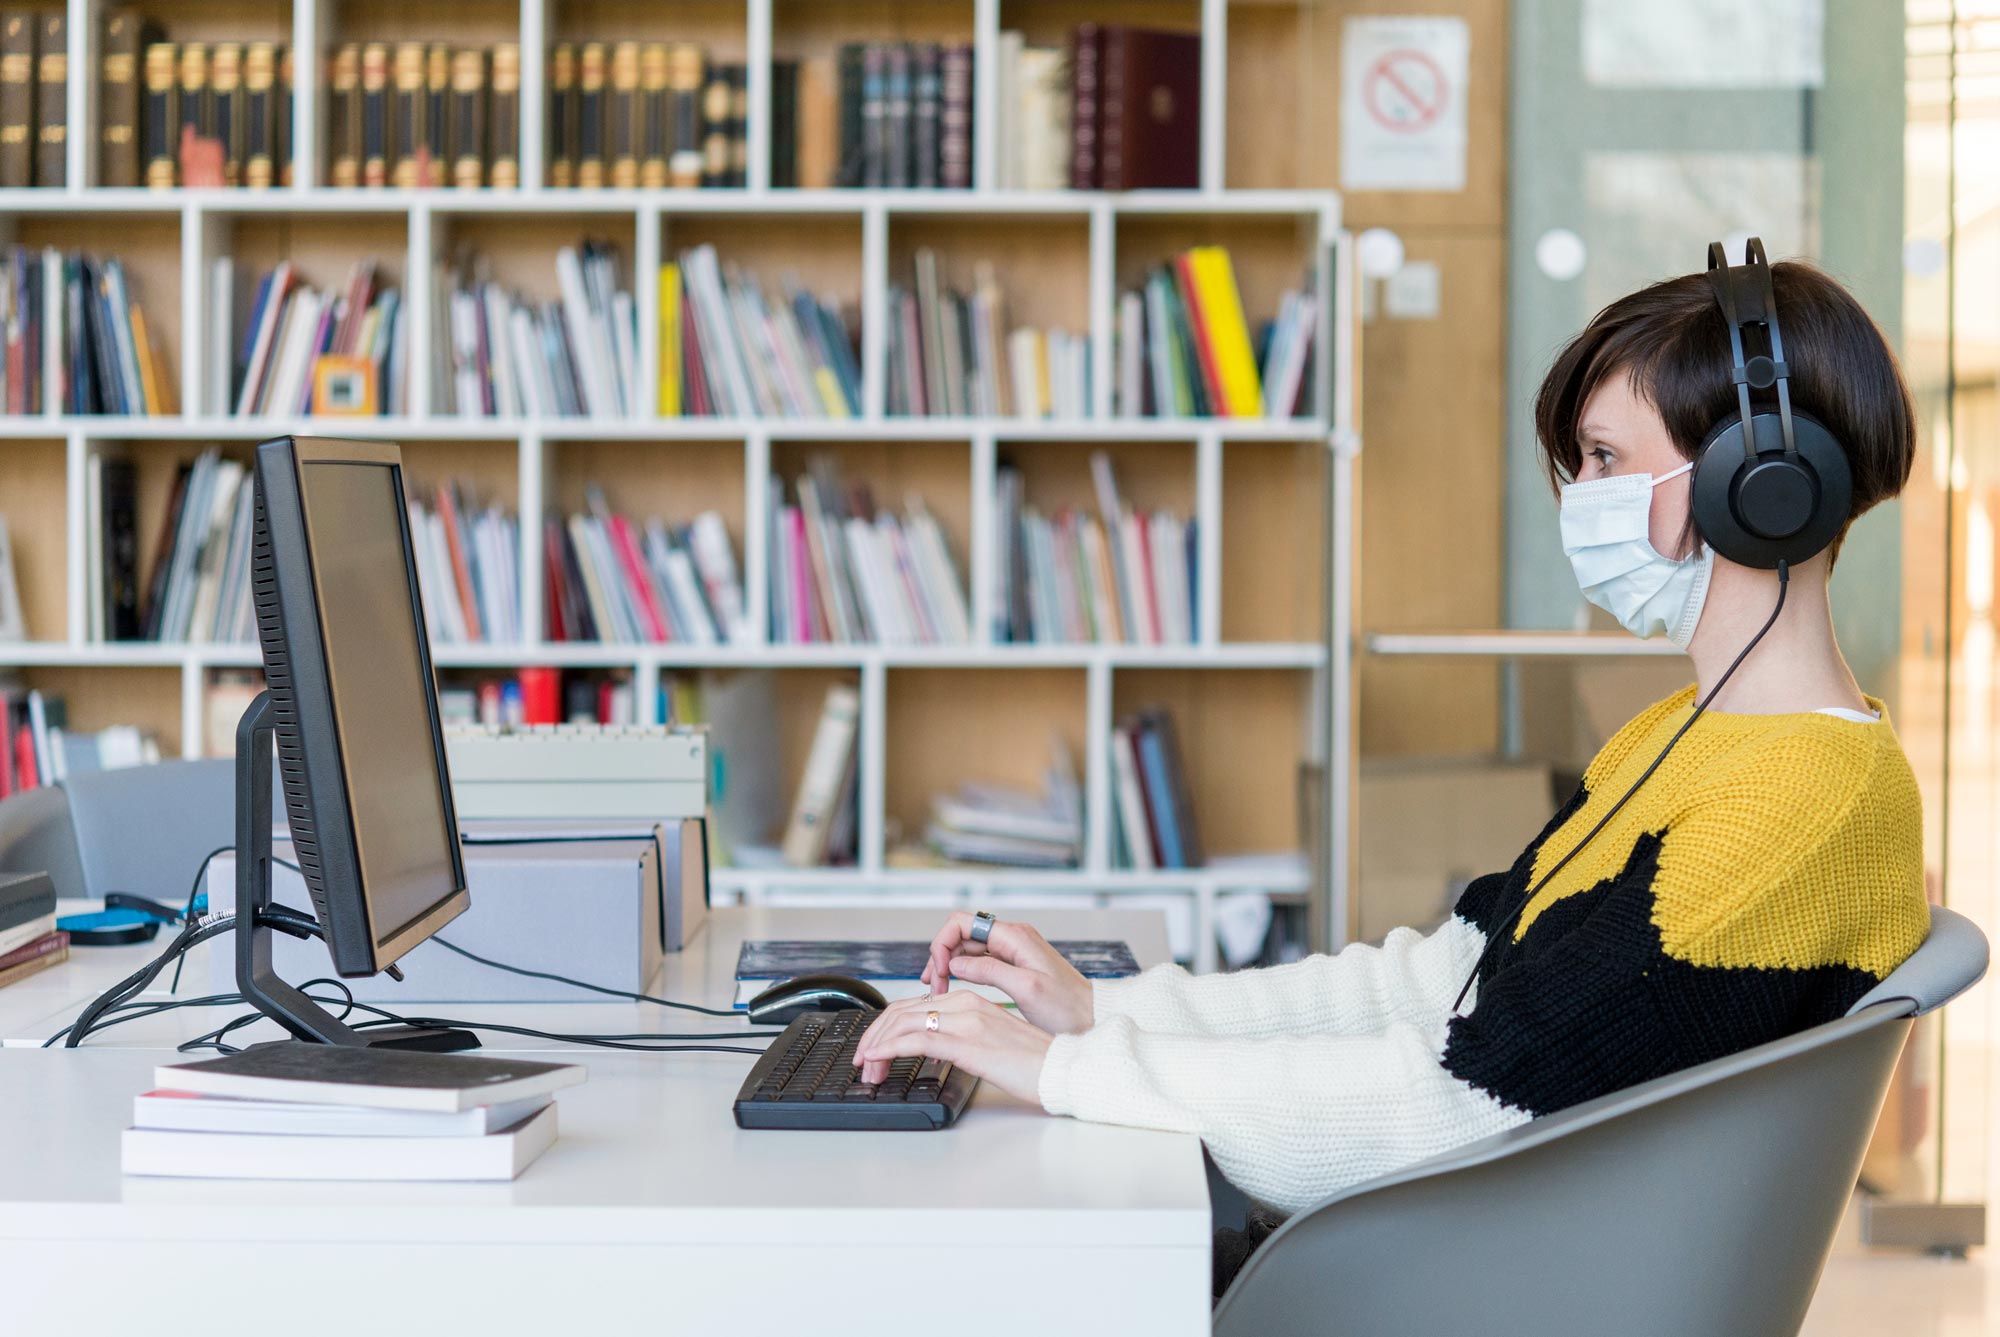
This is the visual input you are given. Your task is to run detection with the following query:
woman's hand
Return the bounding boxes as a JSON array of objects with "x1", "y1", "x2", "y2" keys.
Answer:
[
  {"x1": 918, "y1": 912, "x2": 1095, "y2": 1035},
  {"x1": 851, "y1": 991, "x2": 1053, "y2": 1105}
]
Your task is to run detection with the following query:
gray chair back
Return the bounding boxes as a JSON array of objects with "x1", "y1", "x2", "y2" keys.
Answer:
[
  {"x1": 0, "y1": 759, "x2": 236, "y2": 904},
  {"x1": 1212, "y1": 904, "x2": 1988, "y2": 1337}
]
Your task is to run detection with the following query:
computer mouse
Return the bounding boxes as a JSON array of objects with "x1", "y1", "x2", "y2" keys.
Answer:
[{"x1": 746, "y1": 974, "x2": 889, "y2": 1026}]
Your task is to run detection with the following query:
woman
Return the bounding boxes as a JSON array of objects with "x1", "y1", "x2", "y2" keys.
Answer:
[{"x1": 852, "y1": 252, "x2": 1929, "y2": 1292}]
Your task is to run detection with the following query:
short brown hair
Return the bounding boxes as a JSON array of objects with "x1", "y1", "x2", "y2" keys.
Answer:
[{"x1": 1533, "y1": 260, "x2": 1916, "y2": 558}]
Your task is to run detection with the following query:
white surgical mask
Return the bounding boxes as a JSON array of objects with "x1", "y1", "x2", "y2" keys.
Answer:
[{"x1": 1559, "y1": 460, "x2": 1713, "y2": 648}]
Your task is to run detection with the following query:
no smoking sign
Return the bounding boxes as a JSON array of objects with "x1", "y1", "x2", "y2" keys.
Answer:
[
  {"x1": 1364, "y1": 49, "x2": 1449, "y2": 134},
  {"x1": 1341, "y1": 16, "x2": 1470, "y2": 192}
]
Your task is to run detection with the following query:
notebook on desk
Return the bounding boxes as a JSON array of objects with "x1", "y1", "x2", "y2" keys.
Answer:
[{"x1": 733, "y1": 939, "x2": 1142, "y2": 1008}]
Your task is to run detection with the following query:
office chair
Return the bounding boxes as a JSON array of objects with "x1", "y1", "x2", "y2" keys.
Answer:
[
  {"x1": 0, "y1": 758, "x2": 236, "y2": 904},
  {"x1": 1211, "y1": 904, "x2": 1988, "y2": 1337}
]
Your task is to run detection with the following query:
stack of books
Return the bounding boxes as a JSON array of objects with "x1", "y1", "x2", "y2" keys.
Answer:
[
  {"x1": 124, "y1": 24, "x2": 293, "y2": 188},
  {"x1": 767, "y1": 455, "x2": 969, "y2": 646},
  {"x1": 0, "y1": 246, "x2": 175, "y2": 415},
  {"x1": 1117, "y1": 246, "x2": 1316, "y2": 420},
  {"x1": 0, "y1": 680, "x2": 159, "y2": 791},
  {"x1": 438, "y1": 667, "x2": 637, "y2": 729},
  {"x1": 547, "y1": 41, "x2": 747, "y2": 190},
  {"x1": 407, "y1": 481, "x2": 521, "y2": 645},
  {"x1": 546, "y1": 488, "x2": 749, "y2": 647},
  {"x1": 663, "y1": 245, "x2": 861, "y2": 419},
  {"x1": 121, "y1": 1045, "x2": 585, "y2": 1182},
  {"x1": 886, "y1": 249, "x2": 1089, "y2": 420},
  {"x1": 326, "y1": 41, "x2": 519, "y2": 189},
  {"x1": 908, "y1": 734, "x2": 1083, "y2": 869},
  {"x1": 1110, "y1": 707, "x2": 1204, "y2": 871},
  {"x1": 825, "y1": 42, "x2": 974, "y2": 189},
  {"x1": 994, "y1": 451, "x2": 1196, "y2": 646},
  {"x1": 995, "y1": 25, "x2": 1200, "y2": 191},
  {"x1": 125, "y1": 448, "x2": 255, "y2": 643},
  {"x1": 0, "y1": 872, "x2": 65, "y2": 991},
  {"x1": 222, "y1": 259, "x2": 406, "y2": 417},
  {"x1": 0, "y1": 11, "x2": 72, "y2": 187},
  {"x1": 434, "y1": 240, "x2": 637, "y2": 419}
]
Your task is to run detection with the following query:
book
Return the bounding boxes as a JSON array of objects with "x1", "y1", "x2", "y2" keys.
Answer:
[
  {"x1": 547, "y1": 41, "x2": 575, "y2": 187},
  {"x1": 0, "y1": 938, "x2": 61, "y2": 988},
  {"x1": 699, "y1": 57, "x2": 729, "y2": 188},
  {"x1": 34, "y1": 10, "x2": 60, "y2": 187},
  {"x1": 390, "y1": 41, "x2": 425, "y2": 188},
  {"x1": 276, "y1": 44, "x2": 292, "y2": 185},
  {"x1": 608, "y1": 40, "x2": 639, "y2": 188},
  {"x1": 770, "y1": 58, "x2": 798, "y2": 188},
  {"x1": 1099, "y1": 26, "x2": 1201, "y2": 191},
  {"x1": 489, "y1": 43, "x2": 519, "y2": 188},
  {"x1": 939, "y1": 45, "x2": 972, "y2": 189},
  {"x1": 1068, "y1": 23, "x2": 1101, "y2": 190},
  {"x1": 0, "y1": 517, "x2": 19, "y2": 639},
  {"x1": 665, "y1": 43, "x2": 702, "y2": 188},
  {"x1": 243, "y1": 40, "x2": 275, "y2": 187},
  {"x1": 733, "y1": 938, "x2": 1140, "y2": 1008},
  {"x1": 0, "y1": 867, "x2": 54, "y2": 928},
  {"x1": 211, "y1": 41, "x2": 243, "y2": 186},
  {"x1": 327, "y1": 41, "x2": 359, "y2": 186},
  {"x1": 359, "y1": 41, "x2": 389, "y2": 187},
  {"x1": 0, "y1": 12, "x2": 30, "y2": 189},
  {"x1": 577, "y1": 42, "x2": 606, "y2": 187},
  {"x1": 142, "y1": 41, "x2": 177, "y2": 187},
  {"x1": 154, "y1": 1043, "x2": 586, "y2": 1113},
  {"x1": 422, "y1": 42, "x2": 448, "y2": 187},
  {"x1": 780, "y1": 682, "x2": 859, "y2": 867},
  {"x1": 639, "y1": 42, "x2": 668, "y2": 187},
  {"x1": 0, "y1": 926, "x2": 66, "y2": 973},
  {"x1": 132, "y1": 1088, "x2": 552, "y2": 1137},
  {"x1": 0, "y1": 912, "x2": 56, "y2": 959},
  {"x1": 121, "y1": 1102, "x2": 559, "y2": 1181},
  {"x1": 919, "y1": 733, "x2": 1083, "y2": 868},
  {"x1": 99, "y1": 8, "x2": 150, "y2": 188},
  {"x1": 450, "y1": 46, "x2": 485, "y2": 188}
]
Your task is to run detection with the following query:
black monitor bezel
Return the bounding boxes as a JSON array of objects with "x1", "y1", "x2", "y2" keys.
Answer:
[{"x1": 252, "y1": 435, "x2": 469, "y2": 976}]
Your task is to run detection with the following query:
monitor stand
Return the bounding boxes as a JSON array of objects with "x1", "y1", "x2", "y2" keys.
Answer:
[{"x1": 234, "y1": 691, "x2": 479, "y2": 1052}]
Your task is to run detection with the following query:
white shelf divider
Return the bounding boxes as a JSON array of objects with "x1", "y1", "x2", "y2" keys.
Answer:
[{"x1": 518, "y1": 0, "x2": 549, "y2": 193}]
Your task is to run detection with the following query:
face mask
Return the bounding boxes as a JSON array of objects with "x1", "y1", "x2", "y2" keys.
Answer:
[{"x1": 1559, "y1": 460, "x2": 1713, "y2": 648}]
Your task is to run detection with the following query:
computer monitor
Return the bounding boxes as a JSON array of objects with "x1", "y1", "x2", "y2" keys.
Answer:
[{"x1": 234, "y1": 435, "x2": 477, "y2": 1051}]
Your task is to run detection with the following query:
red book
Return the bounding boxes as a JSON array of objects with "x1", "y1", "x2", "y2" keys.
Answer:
[
  {"x1": 681, "y1": 300, "x2": 710, "y2": 416},
  {"x1": 544, "y1": 521, "x2": 572, "y2": 641},
  {"x1": 595, "y1": 680, "x2": 616, "y2": 724},
  {"x1": 434, "y1": 485, "x2": 484, "y2": 642},
  {"x1": 14, "y1": 723, "x2": 38, "y2": 789},
  {"x1": 607, "y1": 514, "x2": 670, "y2": 641},
  {"x1": 0, "y1": 929, "x2": 69, "y2": 974},
  {"x1": 1171, "y1": 251, "x2": 1225, "y2": 415},
  {"x1": 518, "y1": 666, "x2": 561, "y2": 725},
  {"x1": 1130, "y1": 511, "x2": 1162, "y2": 644},
  {"x1": 789, "y1": 508, "x2": 816, "y2": 642}
]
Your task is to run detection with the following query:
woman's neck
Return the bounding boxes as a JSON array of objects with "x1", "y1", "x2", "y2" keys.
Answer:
[{"x1": 1685, "y1": 556, "x2": 1868, "y2": 715}]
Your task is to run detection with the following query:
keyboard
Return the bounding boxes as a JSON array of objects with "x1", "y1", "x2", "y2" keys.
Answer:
[{"x1": 733, "y1": 1010, "x2": 979, "y2": 1130}]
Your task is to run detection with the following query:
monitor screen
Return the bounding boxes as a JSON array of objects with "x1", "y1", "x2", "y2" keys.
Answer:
[{"x1": 298, "y1": 459, "x2": 460, "y2": 950}]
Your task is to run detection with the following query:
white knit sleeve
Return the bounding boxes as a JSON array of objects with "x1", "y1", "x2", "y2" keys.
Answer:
[
  {"x1": 1037, "y1": 1013, "x2": 1527, "y2": 1215},
  {"x1": 1088, "y1": 914, "x2": 1486, "y2": 1040}
]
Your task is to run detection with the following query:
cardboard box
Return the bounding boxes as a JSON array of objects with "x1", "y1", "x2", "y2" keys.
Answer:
[
  {"x1": 1357, "y1": 756, "x2": 1555, "y2": 942},
  {"x1": 207, "y1": 825, "x2": 705, "y2": 1002}
]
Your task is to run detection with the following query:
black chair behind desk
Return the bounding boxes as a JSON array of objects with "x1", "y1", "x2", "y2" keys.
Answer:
[{"x1": 0, "y1": 758, "x2": 237, "y2": 904}]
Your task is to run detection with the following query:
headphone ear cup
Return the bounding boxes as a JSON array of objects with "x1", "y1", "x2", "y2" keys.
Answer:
[{"x1": 1690, "y1": 410, "x2": 1852, "y2": 569}]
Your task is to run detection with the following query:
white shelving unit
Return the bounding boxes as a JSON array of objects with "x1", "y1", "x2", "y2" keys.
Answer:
[{"x1": 0, "y1": 0, "x2": 1359, "y2": 971}]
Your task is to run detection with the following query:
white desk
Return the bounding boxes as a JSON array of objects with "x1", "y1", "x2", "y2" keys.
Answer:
[{"x1": 0, "y1": 906, "x2": 1213, "y2": 1336}]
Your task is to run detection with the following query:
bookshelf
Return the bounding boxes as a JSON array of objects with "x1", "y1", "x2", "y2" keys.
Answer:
[{"x1": 0, "y1": 0, "x2": 1355, "y2": 972}]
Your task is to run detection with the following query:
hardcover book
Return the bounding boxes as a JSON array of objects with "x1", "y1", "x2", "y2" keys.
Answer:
[
  {"x1": 34, "y1": 11, "x2": 62, "y2": 186},
  {"x1": 0, "y1": 12, "x2": 30, "y2": 190}
]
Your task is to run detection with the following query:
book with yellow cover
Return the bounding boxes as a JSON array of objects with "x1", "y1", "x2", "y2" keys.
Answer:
[
  {"x1": 1189, "y1": 246, "x2": 1263, "y2": 418},
  {"x1": 658, "y1": 262, "x2": 681, "y2": 417}
]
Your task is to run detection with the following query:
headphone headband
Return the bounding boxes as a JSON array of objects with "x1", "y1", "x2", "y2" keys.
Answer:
[{"x1": 1705, "y1": 238, "x2": 1798, "y2": 461}]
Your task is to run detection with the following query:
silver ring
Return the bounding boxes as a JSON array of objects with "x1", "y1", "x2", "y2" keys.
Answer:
[
  {"x1": 925, "y1": 1010, "x2": 941, "y2": 1033},
  {"x1": 970, "y1": 910, "x2": 997, "y2": 945}
]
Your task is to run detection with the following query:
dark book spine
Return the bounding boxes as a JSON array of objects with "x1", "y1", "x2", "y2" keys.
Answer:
[
  {"x1": 546, "y1": 41, "x2": 574, "y2": 187},
  {"x1": 608, "y1": 40, "x2": 638, "y2": 188},
  {"x1": 359, "y1": 42, "x2": 389, "y2": 187},
  {"x1": 35, "y1": 11, "x2": 63, "y2": 187},
  {"x1": 769, "y1": 59, "x2": 797, "y2": 189},
  {"x1": 699, "y1": 58, "x2": 729, "y2": 188},
  {"x1": 939, "y1": 44, "x2": 971, "y2": 190},
  {"x1": 489, "y1": 42, "x2": 518, "y2": 188},
  {"x1": 275, "y1": 44, "x2": 292, "y2": 186},
  {"x1": 422, "y1": 43, "x2": 448, "y2": 188},
  {"x1": 139, "y1": 462, "x2": 189, "y2": 639},
  {"x1": 1069, "y1": 23, "x2": 1102, "y2": 191},
  {"x1": 390, "y1": 41, "x2": 424, "y2": 188},
  {"x1": 859, "y1": 44, "x2": 885, "y2": 189},
  {"x1": 449, "y1": 46, "x2": 485, "y2": 188},
  {"x1": 143, "y1": 42, "x2": 177, "y2": 188},
  {"x1": 912, "y1": 42, "x2": 939, "y2": 189},
  {"x1": 103, "y1": 457, "x2": 140, "y2": 638},
  {"x1": 0, "y1": 12, "x2": 33, "y2": 189},
  {"x1": 327, "y1": 42, "x2": 359, "y2": 186},
  {"x1": 665, "y1": 43, "x2": 701, "y2": 189},
  {"x1": 883, "y1": 44, "x2": 910, "y2": 188},
  {"x1": 177, "y1": 41, "x2": 209, "y2": 183},
  {"x1": 727, "y1": 63, "x2": 747, "y2": 188},
  {"x1": 242, "y1": 41, "x2": 275, "y2": 187},
  {"x1": 835, "y1": 44, "x2": 863, "y2": 188},
  {"x1": 99, "y1": 7, "x2": 146, "y2": 188},
  {"x1": 576, "y1": 42, "x2": 604, "y2": 188},
  {"x1": 638, "y1": 42, "x2": 667, "y2": 188},
  {"x1": 212, "y1": 42, "x2": 243, "y2": 186}
]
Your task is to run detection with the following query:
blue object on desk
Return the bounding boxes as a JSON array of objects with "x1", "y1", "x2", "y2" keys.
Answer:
[{"x1": 57, "y1": 891, "x2": 200, "y2": 946}]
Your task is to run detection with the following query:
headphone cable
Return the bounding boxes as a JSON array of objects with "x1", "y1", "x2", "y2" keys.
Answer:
[{"x1": 1451, "y1": 560, "x2": 1791, "y2": 1015}]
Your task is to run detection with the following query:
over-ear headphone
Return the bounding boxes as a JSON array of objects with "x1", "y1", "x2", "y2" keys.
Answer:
[{"x1": 1689, "y1": 237, "x2": 1852, "y2": 569}]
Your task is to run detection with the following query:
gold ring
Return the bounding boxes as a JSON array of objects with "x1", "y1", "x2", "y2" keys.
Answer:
[{"x1": 925, "y1": 1010, "x2": 941, "y2": 1033}]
